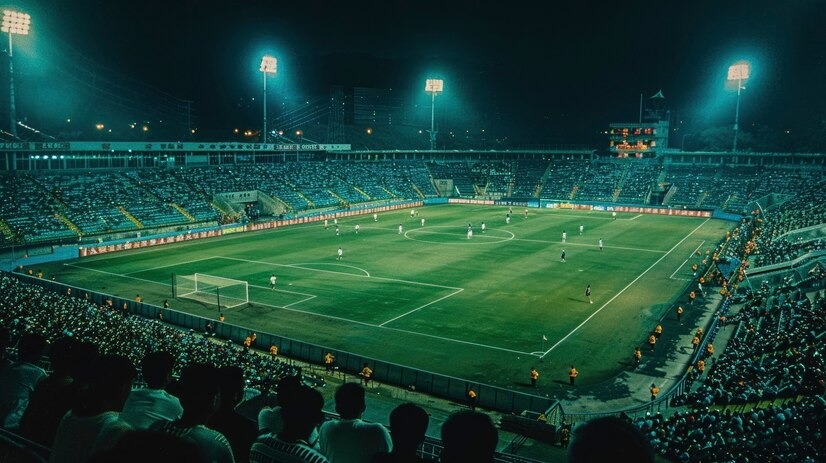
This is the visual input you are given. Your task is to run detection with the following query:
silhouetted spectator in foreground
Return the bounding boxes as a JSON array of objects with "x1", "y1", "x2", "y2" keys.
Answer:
[
  {"x1": 372, "y1": 402, "x2": 435, "y2": 463},
  {"x1": 19, "y1": 337, "x2": 88, "y2": 446},
  {"x1": 50, "y1": 354, "x2": 137, "y2": 463},
  {"x1": 208, "y1": 366, "x2": 258, "y2": 463},
  {"x1": 89, "y1": 429, "x2": 206, "y2": 463},
  {"x1": 319, "y1": 382, "x2": 391, "y2": 463},
  {"x1": 120, "y1": 351, "x2": 183, "y2": 430},
  {"x1": 250, "y1": 384, "x2": 329, "y2": 463},
  {"x1": 440, "y1": 410, "x2": 498, "y2": 463},
  {"x1": 150, "y1": 363, "x2": 234, "y2": 463},
  {"x1": 0, "y1": 331, "x2": 47, "y2": 430},
  {"x1": 567, "y1": 416, "x2": 655, "y2": 463}
]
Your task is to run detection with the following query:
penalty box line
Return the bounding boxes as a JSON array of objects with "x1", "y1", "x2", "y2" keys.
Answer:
[
  {"x1": 539, "y1": 218, "x2": 710, "y2": 359},
  {"x1": 67, "y1": 262, "x2": 529, "y2": 356},
  {"x1": 218, "y1": 256, "x2": 465, "y2": 323},
  {"x1": 252, "y1": 299, "x2": 532, "y2": 357}
]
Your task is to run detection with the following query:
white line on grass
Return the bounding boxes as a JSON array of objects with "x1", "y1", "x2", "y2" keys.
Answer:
[
  {"x1": 122, "y1": 255, "x2": 220, "y2": 276},
  {"x1": 217, "y1": 256, "x2": 462, "y2": 290},
  {"x1": 669, "y1": 240, "x2": 705, "y2": 279},
  {"x1": 514, "y1": 238, "x2": 666, "y2": 254},
  {"x1": 538, "y1": 218, "x2": 710, "y2": 359},
  {"x1": 629, "y1": 214, "x2": 643, "y2": 220},
  {"x1": 378, "y1": 288, "x2": 464, "y2": 326},
  {"x1": 67, "y1": 261, "x2": 531, "y2": 356}
]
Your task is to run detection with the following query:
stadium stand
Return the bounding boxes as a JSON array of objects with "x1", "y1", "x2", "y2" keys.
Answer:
[{"x1": 0, "y1": 159, "x2": 825, "y2": 462}]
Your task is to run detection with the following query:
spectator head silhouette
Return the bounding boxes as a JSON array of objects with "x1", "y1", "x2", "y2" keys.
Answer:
[
  {"x1": 334, "y1": 382, "x2": 366, "y2": 419},
  {"x1": 440, "y1": 410, "x2": 498, "y2": 463},
  {"x1": 18, "y1": 332, "x2": 47, "y2": 364},
  {"x1": 216, "y1": 365, "x2": 245, "y2": 410},
  {"x1": 388, "y1": 402, "x2": 429, "y2": 454},
  {"x1": 279, "y1": 385, "x2": 324, "y2": 442},
  {"x1": 176, "y1": 363, "x2": 221, "y2": 423},
  {"x1": 140, "y1": 351, "x2": 176, "y2": 389},
  {"x1": 87, "y1": 354, "x2": 137, "y2": 413},
  {"x1": 568, "y1": 416, "x2": 655, "y2": 463}
]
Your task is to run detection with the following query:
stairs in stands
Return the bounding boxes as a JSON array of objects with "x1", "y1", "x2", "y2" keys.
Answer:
[
  {"x1": 569, "y1": 184, "x2": 579, "y2": 200},
  {"x1": 381, "y1": 186, "x2": 397, "y2": 199},
  {"x1": 353, "y1": 186, "x2": 371, "y2": 201},
  {"x1": 328, "y1": 189, "x2": 349, "y2": 207},
  {"x1": 296, "y1": 190, "x2": 315, "y2": 208},
  {"x1": 170, "y1": 203, "x2": 196, "y2": 222},
  {"x1": 613, "y1": 188, "x2": 621, "y2": 202},
  {"x1": 119, "y1": 207, "x2": 143, "y2": 228},
  {"x1": 412, "y1": 183, "x2": 425, "y2": 199},
  {"x1": 0, "y1": 219, "x2": 15, "y2": 241},
  {"x1": 55, "y1": 213, "x2": 82, "y2": 235}
]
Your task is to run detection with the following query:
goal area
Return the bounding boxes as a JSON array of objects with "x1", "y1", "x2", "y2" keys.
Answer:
[{"x1": 173, "y1": 273, "x2": 249, "y2": 309}]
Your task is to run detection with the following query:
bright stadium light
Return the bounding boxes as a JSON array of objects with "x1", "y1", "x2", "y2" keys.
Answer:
[
  {"x1": 2, "y1": 9, "x2": 31, "y2": 139},
  {"x1": 260, "y1": 55, "x2": 277, "y2": 143},
  {"x1": 425, "y1": 78, "x2": 443, "y2": 150},
  {"x1": 727, "y1": 61, "x2": 750, "y2": 152}
]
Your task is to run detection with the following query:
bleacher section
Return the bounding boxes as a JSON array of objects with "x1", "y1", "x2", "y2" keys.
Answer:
[{"x1": 0, "y1": 161, "x2": 823, "y2": 246}]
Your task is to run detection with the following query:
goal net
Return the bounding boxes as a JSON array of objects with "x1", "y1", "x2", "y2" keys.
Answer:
[{"x1": 175, "y1": 273, "x2": 249, "y2": 309}]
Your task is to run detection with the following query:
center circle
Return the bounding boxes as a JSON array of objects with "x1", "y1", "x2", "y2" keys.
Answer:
[{"x1": 405, "y1": 226, "x2": 514, "y2": 245}]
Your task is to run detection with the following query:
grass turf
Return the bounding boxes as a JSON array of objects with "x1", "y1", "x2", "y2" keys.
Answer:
[{"x1": 38, "y1": 204, "x2": 731, "y2": 391}]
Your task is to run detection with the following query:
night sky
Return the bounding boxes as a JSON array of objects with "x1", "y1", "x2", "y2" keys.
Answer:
[{"x1": 8, "y1": 0, "x2": 826, "y2": 145}]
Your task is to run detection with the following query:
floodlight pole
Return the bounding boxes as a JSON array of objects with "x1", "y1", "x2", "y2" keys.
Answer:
[
  {"x1": 262, "y1": 71, "x2": 268, "y2": 143},
  {"x1": 3, "y1": 10, "x2": 31, "y2": 139},
  {"x1": 260, "y1": 56, "x2": 277, "y2": 144},
  {"x1": 429, "y1": 91, "x2": 436, "y2": 150},
  {"x1": 425, "y1": 79, "x2": 443, "y2": 151},
  {"x1": 8, "y1": 32, "x2": 17, "y2": 138},
  {"x1": 727, "y1": 62, "x2": 750, "y2": 153},
  {"x1": 733, "y1": 79, "x2": 743, "y2": 152}
]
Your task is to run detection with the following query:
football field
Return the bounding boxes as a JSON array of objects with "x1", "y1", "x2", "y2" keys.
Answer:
[{"x1": 39, "y1": 204, "x2": 731, "y2": 390}]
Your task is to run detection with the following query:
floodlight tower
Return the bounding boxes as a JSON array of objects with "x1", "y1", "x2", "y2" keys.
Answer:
[
  {"x1": 425, "y1": 78, "x2": 443, "y2": 150},
  {"x1": 2, "y1": 9, "x2": 31, "y2": 139},
  {"x1": 260, "y1": 55, "x2": 277, "y2": 143},
  {"x1": 727, "y1": 61, "x2": 750, "y2": 152}
]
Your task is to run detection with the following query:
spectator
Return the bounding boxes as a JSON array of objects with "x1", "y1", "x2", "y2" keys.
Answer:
[
  {"x1": 19, "y1": 337, "x2": 93, "y2": 447},
  {"x1": 208, "y1": 366, "x2": 258, "y2": 463},
  {"x1": 0, "y1": 331, "x2": 47, "y2": 430},
  {"x1": 372, "y1": 403, "x2": 434, "y2": 463},
  {"x1": 568, "y1": 416, "x2": 654, "y2": 463},
  {"x1": 250, "y1": 385, "x2": 328, "y2": 463},
  {"x1": 440, "y1": 410, "x2": 498, "y2": 463},
  {"x1": 150, "y1": 363, "x2": 234, "y2": 463},
  {"x1": 120, "y1": 351, "x2": 183, "y2": 429},
  {"x1": 89, "y1": 430, "x2": 207, "y2": 463},
  {"x1": 50, "y1": 354, "x2": 137, "y2": 463},
  {"x1": 318, "y1": 382, "x2": 392, "y2": 463}
]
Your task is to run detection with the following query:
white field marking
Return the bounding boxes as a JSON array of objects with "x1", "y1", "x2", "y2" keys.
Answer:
[
  {"x1": 244, "y1": 298, "x2": 534, "y2": 356},
  {"x1": 629, "y1": 214, "x2": 643, "y2": 220},
  {"x1": 287, "y1": 262, "x2": 371, "y2": 277},
  {"x1": 66, "y1": 262, "x2": 317, "y2": 298},
  {"x1": 217, "y1": 256, "x2": 462, "y2": 290},
  {"x1": 669, "y1": 240, "x2": 706, "y2": 279},
  {"x1": 514, "y1": 238, "x2": 666, "y2": 254},
  {"x1": 63, "y1": 263, "x2": 173, "y2": 289},
  {"x1": 539, "y1": 218, "x2": 710, "y2": 359},
  {"x1": 121, "y1": 255, "x2": 220, "y2": 276},
  {"x1": 67, "y1": 256, "x2": 531, "y2": 356},
  {"x1": 378, "y1": 288, "x2": 464, "y2": 326},
  {"x1": 404, "y1": 227, "x2": 515, "y2": 245}
]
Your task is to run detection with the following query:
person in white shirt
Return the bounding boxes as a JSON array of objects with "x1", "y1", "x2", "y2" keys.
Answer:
[
  {"x1": 318, "y1": 383, "x2": 391, "y2": 463},
  {"x1": 120, "y1": 351, "x2": 183, "y2": 430}
]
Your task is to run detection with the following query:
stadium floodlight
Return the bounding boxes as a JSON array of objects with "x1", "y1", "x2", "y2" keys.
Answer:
[
  {"x1": 425, "y1": 78, "x2": 443, "y2": 150},
  {"x1": 260, "y1": 55, "x2": 277, "y2": 143},
  {"x1": 727, "y1": 61, "x2": 750, "y2": 152},
  {"x1": 2, "y1": 9, "x2": 31, "y2": 139}
]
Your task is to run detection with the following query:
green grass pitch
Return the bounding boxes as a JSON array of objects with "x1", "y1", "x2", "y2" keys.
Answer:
[{"x1": 39, "y1": 204, "x2": 731, "y2": 390}]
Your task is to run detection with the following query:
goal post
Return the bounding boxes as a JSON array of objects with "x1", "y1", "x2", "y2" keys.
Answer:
[{"x1": 173, "y1": 273, "x2": 249, "y2": 309}]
